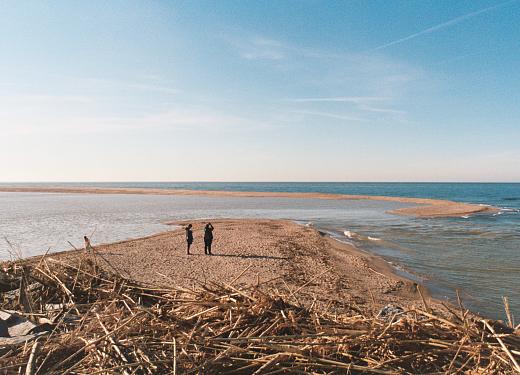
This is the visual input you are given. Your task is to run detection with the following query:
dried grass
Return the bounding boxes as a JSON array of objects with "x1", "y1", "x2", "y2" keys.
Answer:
[{"x1": 0, "y1": 252, "x2": 519, "y2": 374}]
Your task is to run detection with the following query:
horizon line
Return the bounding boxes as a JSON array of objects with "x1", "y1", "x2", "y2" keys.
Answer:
[{"x1": 1, "y1": 181, "x2": 519, "y2": 184}]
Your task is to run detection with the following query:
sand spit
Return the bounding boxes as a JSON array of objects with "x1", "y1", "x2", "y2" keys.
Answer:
[
  {"x1": 0, "y1": 186, "x2": 496, "y2": 217},
  {"x1": 48, "y1": 219, "x2": 429, "y2": 313},
  {"x1": 3, "y1": 219, "x2": 520, "y2": 373},
  {"x1": 2, "y1": 229, "x2": 520, "y2": 373}
]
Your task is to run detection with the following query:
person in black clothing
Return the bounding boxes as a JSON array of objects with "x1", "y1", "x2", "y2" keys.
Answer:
[
  {"x1": 204, "y1": 223, "x2": 214, "y2": 255},
  {"x1": 185, "y1": 224, "x2": 193, "y2": 255}
]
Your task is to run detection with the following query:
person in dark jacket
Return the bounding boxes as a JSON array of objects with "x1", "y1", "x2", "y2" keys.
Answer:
[
  {"x1": 204, "y1": 223, "x2": 214, "y2": 255},
  {"x1": 185, "y1": 224, "x2": 193, "y2": 255}
]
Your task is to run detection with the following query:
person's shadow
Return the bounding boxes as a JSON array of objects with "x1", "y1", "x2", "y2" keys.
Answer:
[{"x1": 210, "y1": 253, "x2": 289, "y2": 260}]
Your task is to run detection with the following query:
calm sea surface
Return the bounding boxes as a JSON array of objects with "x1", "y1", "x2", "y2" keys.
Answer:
[{"x1": 0, "y1": 182, "x2": 519, "y2": 320}]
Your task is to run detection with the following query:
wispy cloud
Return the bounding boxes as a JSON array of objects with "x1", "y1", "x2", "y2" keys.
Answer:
[
  {"x1": 224, "y1": 35, "x2": 287, "y2": 60},
  {"x1": 291, "y1": 110, "x2": 365, "y2": 122},
  {"x1": 370, "y1": 0, "x2": 517, "y2": 51},
  {"x1": 222, "y1": 31, "x2": 422, "y2": 113},
  {"x1": 0, "y1": 93, "x2": 93, "y2": 104},
  {"x1": 126, "y1": 83, "x2": 179, "y2": 94},
  {"x1": 122, "y1": 108, "x2": 266, "y2": 131},
  {"x1": 287, "y1": 96, "x2": 388, "y2": 104},
  {"x1": 78, "y1": 77, "x2": 180, "y2": 95},
  {"x1": 357, "y1": 105, "x2": 406, "y2": 115},
  {"x1": 223, "y1": 32, "x2": 350, "y2": 61},
  {"x1": 0, "y1": 105, "x2": 269, "y2": 136},
  {"x1": 288, "y1": 96, "x2": 406, "y2": 117}
]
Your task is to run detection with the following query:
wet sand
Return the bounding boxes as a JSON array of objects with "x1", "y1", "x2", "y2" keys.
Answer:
[
  {"x1": 0, "y1": 186, "x2": 495, "y2": 217},
  {"x1": 50, "y1": 219, "x2": 438, "y2": 314}
]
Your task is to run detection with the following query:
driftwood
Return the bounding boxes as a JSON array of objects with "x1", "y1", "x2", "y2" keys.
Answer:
[{"x1": 0, "y1": 254, "x2": 518, "y2": 374}]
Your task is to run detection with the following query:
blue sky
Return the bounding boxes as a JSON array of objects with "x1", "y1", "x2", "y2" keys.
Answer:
[{"x1": 1, "y1": 0, "x2": 519, "y2": 182}]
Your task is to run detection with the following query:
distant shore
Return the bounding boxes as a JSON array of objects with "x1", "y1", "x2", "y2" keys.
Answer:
[
  {"x1": 36, "y1": 219, "x2": 436, "y2": 313},
  {"x1": 0, "y1": 186, "x2": 496, "y2": 217}
]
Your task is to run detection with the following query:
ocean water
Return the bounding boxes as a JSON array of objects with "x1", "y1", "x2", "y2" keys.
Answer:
[{"x1": 0, "y1": 182, "x2": 519, "y2": 320}]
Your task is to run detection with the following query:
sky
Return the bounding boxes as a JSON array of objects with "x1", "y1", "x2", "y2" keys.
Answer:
[{"x1": 1, "y1": 0, "x2": 519, "y2": 182}]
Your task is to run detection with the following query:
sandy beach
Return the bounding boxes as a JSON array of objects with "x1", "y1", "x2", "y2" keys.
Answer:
[
  {"x1": 50, "y1": 219, "x2": 434, "y2": 314},
  {"x1": 4, "y1": 219, "x2": 519, "y2": 373},
  {"x1": 0, "y1": 186, "x2": 496, "y2": 218}
]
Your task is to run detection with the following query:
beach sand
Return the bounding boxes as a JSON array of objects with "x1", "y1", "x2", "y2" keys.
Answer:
[
  {"x1": 52, "y1": 219, "x2": 436, "y2": 314},
  {"x1": 0, "y1": 186, "x2": 496, "y2": 217},
  {"x1": 6, "y1": 219, "x2": 518, "y2": 374}
]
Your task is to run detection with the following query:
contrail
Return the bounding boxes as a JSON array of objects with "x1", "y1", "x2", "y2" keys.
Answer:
[
  {"x1": 287, "y1": 96, "x2": 388, "y2": 103},
  {"x1": 371, "y1": 0, "x2": 518, "y2": 51}
]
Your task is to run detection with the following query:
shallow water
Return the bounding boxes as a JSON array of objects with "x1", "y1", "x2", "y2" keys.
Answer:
[{"x1": 0, "y1": 182, "x2": 519, "y2": 320}]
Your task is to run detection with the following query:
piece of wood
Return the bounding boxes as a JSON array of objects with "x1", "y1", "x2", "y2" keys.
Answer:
[
  {"x1": 25, "y1": 339, "x2": 40, "y2": 375},
  {"x1": 482, "y1": 319, "x2": 520, "y2": 373}
]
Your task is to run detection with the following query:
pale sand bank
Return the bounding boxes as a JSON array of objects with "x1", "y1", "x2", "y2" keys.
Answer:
[
  {"x1": 0, "y1": 186, "x2": 496, "y2": 217},
  {"x1": 49, "y1": 219, "x2": 438, "y2": 314}
]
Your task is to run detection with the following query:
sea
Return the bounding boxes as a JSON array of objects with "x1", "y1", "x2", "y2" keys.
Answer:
[{"x1": 0, "y1": 182, "x2": 519, "y2": 320}]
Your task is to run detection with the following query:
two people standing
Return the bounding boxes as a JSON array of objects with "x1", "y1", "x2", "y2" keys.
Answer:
[{"x1": 185, "y1": 223, "x2": 214, "y2": 255}]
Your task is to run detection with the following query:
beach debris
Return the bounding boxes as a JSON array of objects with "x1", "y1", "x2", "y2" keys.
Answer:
[
  {"x1": 0, "y1": 318, "x2": 9, "y2": 337},
  {"x1": 0, "y1": 310, "x2": 50, "y2": 346},
  {"x1": 376, "y1": 304, "x2": 404, "y2": 321},
  {"x1": 0, "y1": 254, "x2": 518, "y2": 374}
]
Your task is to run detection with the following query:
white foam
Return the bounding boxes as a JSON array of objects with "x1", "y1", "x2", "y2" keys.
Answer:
[
  {"x1": 461, "y1": 215, "x2": 469, "y2": 219},
  {"x1": 368, "y1": 236, "x2": 381, "y2": 241},
  {"x1": 344, "y1": 230, "x2": 355, "y2": 239}
]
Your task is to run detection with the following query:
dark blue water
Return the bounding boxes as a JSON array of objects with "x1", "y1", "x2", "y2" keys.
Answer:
[{"x1": 1, "y1": 182, "x2": 519, "y2": 319}]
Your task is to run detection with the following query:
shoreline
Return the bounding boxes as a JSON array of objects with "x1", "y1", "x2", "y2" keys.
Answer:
[
  {"x1": 2, "y1": 219, "x2": 516, "y2": 373},
  {"x1": 0, "y1": 186, "x2": 497, "y2": 217},
  {"x1": 18, "y1": 219, "x2": 440, "y2": 314}
]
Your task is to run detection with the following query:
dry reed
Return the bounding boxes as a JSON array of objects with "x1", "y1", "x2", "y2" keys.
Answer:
[{"x1": 0, "y1": 252, "x2": 519, "y2": 374}]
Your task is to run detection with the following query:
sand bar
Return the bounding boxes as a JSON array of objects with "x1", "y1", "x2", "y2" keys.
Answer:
[
  {"x1": 5, "y1": 219, "x2": 517, "y2": 374},
  {"x1": 0, "y1": 186, "x2": 496, "y2": 217},
  {"x1": 46, "y1": 219, "x2": 438, "y2": 313}
]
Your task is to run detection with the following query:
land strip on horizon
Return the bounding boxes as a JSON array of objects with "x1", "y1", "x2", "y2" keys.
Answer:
[{"x1": 0, "y1": 186, "x2": 496, "y2": 217}]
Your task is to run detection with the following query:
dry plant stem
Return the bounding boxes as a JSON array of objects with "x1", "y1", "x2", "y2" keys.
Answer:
[
  {"x1": 228, "y1": 264, "x2": 253, "y2": 287},
  {"x1": 287, "y1": 268, "x2": 331, "y2": 300},
  {"x1": 456, "y1": 289, "x2": 470, "y2": 332},
  {"x1": 482, "y1": 319, "x2": 520, "y2": 373},
  {"x1": 416, "y1": 284, "x2": 430, "y2": 313},
  {"x1": 56, "y1": 312, "x2": 145, "y2": 374},
  {"x1": 504, "y1": 296, "x2": 514, "y2": 329},
  {"x1": 0, "y1": 250, "x2": 519, "y2": 374},
  {"x1": 24, "y1": 339, "x2": 40, "y2": 375}
]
